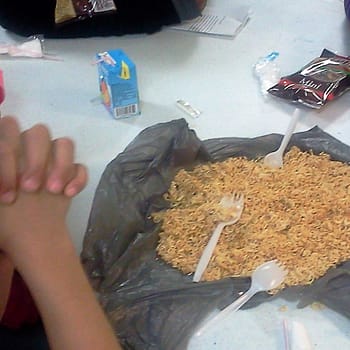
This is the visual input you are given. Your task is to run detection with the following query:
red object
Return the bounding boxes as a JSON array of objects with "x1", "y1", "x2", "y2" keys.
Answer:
[
  {"x1": 0, "y1": 70, "x2": 4, "y2": 105},
  {"x1": 0, "y1": 271, "x2": 40, "y2": 329}
]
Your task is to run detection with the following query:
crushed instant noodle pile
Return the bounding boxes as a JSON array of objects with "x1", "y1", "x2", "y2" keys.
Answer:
[{"x1": 153, "y1": 147, "x2": 350, "y2": 288}]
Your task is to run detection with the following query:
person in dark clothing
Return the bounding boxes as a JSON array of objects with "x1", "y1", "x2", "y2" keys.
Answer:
[
  {"x1": 0, "y1": 0, "x2": 206, "y2": 38},
  {"x1": 345, "y1": 0, "x2": 350, "y2": 20}
]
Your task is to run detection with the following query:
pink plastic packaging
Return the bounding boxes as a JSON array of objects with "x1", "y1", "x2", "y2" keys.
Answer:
[{"x1": 0, "y1": 70, "x2": 5, "y2": 105}]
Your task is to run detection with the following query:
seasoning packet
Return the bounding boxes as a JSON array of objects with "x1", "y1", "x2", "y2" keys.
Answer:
[
  {"x1": 268, "y1": 49, "x2": 350, "y2": 109},
  {"x1": 55, "y1": 0, "x2": 117, "y2": 25}
]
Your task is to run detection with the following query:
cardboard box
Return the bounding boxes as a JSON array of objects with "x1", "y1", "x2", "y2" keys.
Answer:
[{"x1": 96, "y1": 49, "x2": 140, "y2": 119}]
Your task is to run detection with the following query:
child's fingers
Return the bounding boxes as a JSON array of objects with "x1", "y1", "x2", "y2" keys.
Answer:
[
  {"x1": 0, "y1": 117, "x2": 21, "y2": 203},
  {"x1": 0, "y1": 119, "x2": 88, "y2": 199},
  {"x1": 20, "y1": 124, "x2": 51, "y2": 192},
  {"x1": 45, "y1": 137, "x2": 75, "y2": 194},
  {"x1": 63, "y1": 164, "x2": 88, "y2": 197},
  {"x1": 0, "y1": 142, "x2": 16, "y2": 203}
]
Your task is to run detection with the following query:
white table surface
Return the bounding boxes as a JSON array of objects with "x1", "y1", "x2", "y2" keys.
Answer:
[{"x1": 1, "y1": 0, "x2": 350, "y2": 349}]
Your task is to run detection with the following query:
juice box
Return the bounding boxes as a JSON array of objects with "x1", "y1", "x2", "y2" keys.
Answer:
[{"x1": 96, "y1": 49, "x2": 140, "y2": 119}]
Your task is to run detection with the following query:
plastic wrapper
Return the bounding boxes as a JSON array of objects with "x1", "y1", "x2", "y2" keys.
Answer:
[
  {"x1": 0, "y1": 70, "x2": 4, "y2": 106},
  {"x1": 81, "y1": 118, "x2": 350, "y2": 349},
  {"x1": 268, "y1": 49, "x2": 350, "y2": 109},
  {"x1": 254, "y1": 51, "x2": 281, "y2": 97},
  {"x1": 0, "y1": 36, "x2": 60, "y2": 60}
]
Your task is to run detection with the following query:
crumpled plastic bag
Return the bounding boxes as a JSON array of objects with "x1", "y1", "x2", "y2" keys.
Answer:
[{"x1": 81, "y1": 118, "x2": 350, "y2": 350}]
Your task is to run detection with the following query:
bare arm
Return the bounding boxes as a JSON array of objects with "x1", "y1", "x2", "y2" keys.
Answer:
[
  {"x1": 0, "y1": 116, "x2": 88, "y2": 325},
  {"x1": 0, "y1": 117, "x2": 121, "y2": 350},
  {"x1": 4, "y1": 199, "x2": 121, "y2": 350}
]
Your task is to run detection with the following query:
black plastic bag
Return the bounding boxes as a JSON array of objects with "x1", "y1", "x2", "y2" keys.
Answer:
[{"x1": 81, "y1": 118, "x2": 350, "y2": 349}]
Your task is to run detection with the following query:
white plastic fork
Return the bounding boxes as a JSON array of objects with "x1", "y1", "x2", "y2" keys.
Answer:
[{"x1": 193, "y1": 193, "x2": 244, "y2": 282}]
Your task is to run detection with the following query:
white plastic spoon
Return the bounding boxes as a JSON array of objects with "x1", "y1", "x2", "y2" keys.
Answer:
[{"x1": 195, "y1": 260, "x2": 288, "y2": 337}]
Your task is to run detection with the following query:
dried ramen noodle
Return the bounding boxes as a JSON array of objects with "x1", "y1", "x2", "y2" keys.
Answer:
[{"x1": 153, "y1": 147, "x2": 350, "y2": 290}]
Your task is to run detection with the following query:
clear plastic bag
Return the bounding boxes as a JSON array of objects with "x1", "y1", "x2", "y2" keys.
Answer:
[
  {"x1": 254, "y1": 51, "x2": 281, "y2": 97},
  {"x1": 0, "y1": 36, "x2": 60, "y2": 60}
]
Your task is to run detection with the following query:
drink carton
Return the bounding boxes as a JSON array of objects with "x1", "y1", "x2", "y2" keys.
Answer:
[{"x1": 96, "y1": 49, "x2": 140, "y2": 119}]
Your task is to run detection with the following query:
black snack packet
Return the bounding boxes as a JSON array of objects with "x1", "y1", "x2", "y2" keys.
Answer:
[
  {"x1": 55, "y1": 0, "x2": 117, "y2": 25},
  {"x1": 268, "y1": 49, "x2": 350, "y2": 109}
]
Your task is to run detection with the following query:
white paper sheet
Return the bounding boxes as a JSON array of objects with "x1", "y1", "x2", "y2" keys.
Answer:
[{"x1": 168, "y1": 5, "x2": 250, "y2": 38}]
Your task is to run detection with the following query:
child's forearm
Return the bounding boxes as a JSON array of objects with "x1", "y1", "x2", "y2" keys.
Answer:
[
  {"x1": 9, "y1": 228, "x2": 122, "y2": 350},
  {"x1": 0, "y1": 253, "x2": 14, "y2": 319}
]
